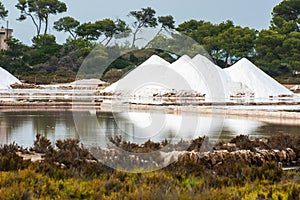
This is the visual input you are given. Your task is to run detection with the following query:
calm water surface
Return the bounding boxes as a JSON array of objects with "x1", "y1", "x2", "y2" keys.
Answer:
[{"x1": 0, "y1": 110, "x2": 299, "y2": 147}]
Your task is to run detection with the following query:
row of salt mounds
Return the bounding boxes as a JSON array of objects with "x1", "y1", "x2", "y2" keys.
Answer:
[
  {"x1": 102, "y1": 54, "x2": 214, "y2": 104},
  {"x1": 224, "y1": 58, "x2": 293, "y2": 101},
  {"x1": 0, "y1": 67, "x2": 21, "y2": 90},
  {"x1": 101, "y1": 54, "x2": 295, "y2": 103},
  {"x1": 102, "y1": 54, "x2": 243, "y2": 103},
  {"x1": 167, "y1": 54, "x2": 234, "y2": 102}
]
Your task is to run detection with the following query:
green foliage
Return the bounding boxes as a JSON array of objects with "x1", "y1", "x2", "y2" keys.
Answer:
[
  {"x1": 0, "y1": 37, "x2": 32, "y2": 75},
  {"x1": 63, "y1": 37, "x2": 93, "y2": 55},
  {"x1": 158, "y1": 15, "x2": 175, "y2": 30},
  {"x1": 31, "y1": 134, "x2": 53, "y2": 153},
  {"x1": 0, "y1": 1, "x2": 8, "y2": 20},
  {"x1": 101, "y1": 48, "x2": 176, "y2": 83},
  {"x1": 0, "y1": 164, "x2": 297, "y2": 199},
  {"x1": 32, "y1": 34, "x2": 57, "y2": 48},
  {"x1": 16, "y1": 0, "x2": 67, "y2": 35},
  {"x1": 101, "y1": 68, "x2": 125, "y2": 83},
  {"x1": 271, "y1": 0, "x2": 300, "y2": 33},
  {"x1": 30, "y1": 34, "x2": 62, "y2": 66},
  {"x1": 0, "y1": 135, "x2": 299, "y2": 199},
  {"x1": 76, "y1": 22, "x2": 101, "y2": 40},
  {"x1": 129, "y1": 7, "x2": 158, "y2": 47},
  {"x1": 177, "y1": 20, "x2": 256, "y2": 67},
  {"x1": 217, "y1": 26, "x2": 257, "y2": 64},
  {"x1": 53, "y1": 16, "x2": 80, "y2": 39},
  {"x1": 0, "y1": 143, "x2": 30, "y2": 171},
  {"x1": 95, "y1": 18, "x2": 131, "y2": 46},
  {"x1": 3, "y1": 2, "x2": 300, "y2": 83},
  {"x1": 255, "y1": 29, "x2": 300, "y2": 73},
  {"x1": 254, "y1": 0, "x2": 300, "y2": 74}
]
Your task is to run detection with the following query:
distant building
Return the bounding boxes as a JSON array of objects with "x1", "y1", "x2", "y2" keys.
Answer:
[{"x1": 0, "y1": 27, "x2": 13, "y2": 50}]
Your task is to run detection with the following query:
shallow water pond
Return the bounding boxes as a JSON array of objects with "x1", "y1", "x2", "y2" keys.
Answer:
[{"x1": 0, "y1": 110, "x2": 299, "y2": 147}]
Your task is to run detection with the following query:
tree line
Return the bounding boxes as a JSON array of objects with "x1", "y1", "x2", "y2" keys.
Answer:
[{"x1": 0, "y1": 0, "x2": 299, "y2": 83}]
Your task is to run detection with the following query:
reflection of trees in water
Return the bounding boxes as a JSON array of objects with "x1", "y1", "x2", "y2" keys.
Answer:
[
  {"x1": 257, "y1": 124, "x2": 300, "y2": 137},
  {"x1": 32, "y1": 112, "x2": 57, "y2": 137},
  {"x1": 107, "y1": 112, "x2": 135, "y2": 143},
  {"x1": 0, "y1": 111, "x2": 76, "y2": 145},
  {"x1": 74, "y1": 111, "x2": 112, "y2": 146},
  {"x1": 2, "y1": 110, "x2": 300, "y2": 148},
  {"x1": 2, "y1": 112, "x2": 26, "y2": 129},
  {"x1": 0, "y1": 119, "x2": 10, "y2": 144}
]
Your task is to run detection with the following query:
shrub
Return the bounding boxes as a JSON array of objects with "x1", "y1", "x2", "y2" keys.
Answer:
[
  {"x1": 31, "y1": 134, "x2": 53, "y2": 153},
  {"x1": 0, "y1": 143, "x2": 30, "y2": 171}
]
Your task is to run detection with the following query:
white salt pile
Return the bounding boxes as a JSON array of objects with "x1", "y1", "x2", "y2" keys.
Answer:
[
  {"x1": 101, "y1": 54, "x2": 295, "y2": 103},
  {"x1": 0, "y1": 67, "x2": 21, "y2": 90},
  {"x1": 191, "y1": 54, "x2": 232, "y2": 101},
  {"x1": 168, "y1": 55, "x2": 208, "y2": 94},
  {"x1": 102, "y1": 55, "x2": 170, "y2": 95},
  {"x1": 224, "y1": 58, "x2": 293, "y2": 100}
]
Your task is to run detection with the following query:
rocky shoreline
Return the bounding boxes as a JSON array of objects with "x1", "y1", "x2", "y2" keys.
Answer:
[{"x1": 13, "y1": 134, "x2": 300, "y2": 172}]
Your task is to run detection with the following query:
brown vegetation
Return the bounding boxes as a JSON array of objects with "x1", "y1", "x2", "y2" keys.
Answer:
[{"x1": 1, "y1": 134, "x2": 300, "y2": 199}]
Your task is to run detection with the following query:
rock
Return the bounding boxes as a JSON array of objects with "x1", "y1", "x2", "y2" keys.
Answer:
[
  {"x1": 222, "y1": 143, "x2": 237, "y2": 151},
  {"x1": 286, "y1": 148, "x2": 296, "y2": 162}
]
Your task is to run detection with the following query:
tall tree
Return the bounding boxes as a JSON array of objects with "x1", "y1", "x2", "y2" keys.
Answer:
[
  {"x1": 157, "y1": 15, "x2": 175, "y2": 35},
  {"x1": 177, "y1": 20, "x2": 218, "y2": 44},
  {"x1": 202, "y1": 20, "x2": 234, "y2": 63},
  {"x1": 76, "y1": 22, "x2": 101, "y2": 40},
  {"x1": 217, "y1": 26, "x2": 257, "y2": 65},
  {"x1": 54, "y1": 16, "x2": 80, "y2": 39},
  {"x1": 254, "y1": 29, "x2": 292, "y2": 75},
  {"x1": 129, "y1": 7, "x2": 157, "y2": 47},
  {"x1": 271, "y1": 0, "x2": 300, "y2": 33},
  {"x1": 0, "y1": 1, "x2": 8, "y2": 20},
  {"x1": 177, "y1": 19, "x2": 257, "y2": 66},
  {"x1": 30, "y1": 34, "x2": 61, "y2": 66},
  {"x1": 96, "y1": 18, "x2": 131, "y2": 46},
  {"x1": 281, "y1": 31, "x2": 300, "y2": 69},
  {"x1": 144, "y1": 15, "x2": 174, "y2": 48},
  {"x1": 16, "y1": 0, "x2": 67, "y2": 36},
  {"x1": 257, "y1": 0, "x2": 300, "y2": 74}
]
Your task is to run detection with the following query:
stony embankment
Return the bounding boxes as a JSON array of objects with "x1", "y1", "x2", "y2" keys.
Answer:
[{"x1": 14, "y1": 134, "x2": 300, "y2": 172}]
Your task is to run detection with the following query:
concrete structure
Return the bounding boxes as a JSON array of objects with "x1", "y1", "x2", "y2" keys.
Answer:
[{"x1": 0, "y1": 27, "x2": 13, "y2": 50}]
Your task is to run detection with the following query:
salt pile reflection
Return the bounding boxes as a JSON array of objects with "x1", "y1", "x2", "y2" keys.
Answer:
[{"x1": 0, "y1": 110, "x2": 291, "y2": 148}]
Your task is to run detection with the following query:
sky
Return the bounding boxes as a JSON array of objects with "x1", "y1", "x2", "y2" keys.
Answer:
[{"x1": 2, "y1": 0, "x2": 282, "y2": 45}]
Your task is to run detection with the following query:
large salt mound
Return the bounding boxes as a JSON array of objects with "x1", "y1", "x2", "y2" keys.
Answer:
[
  {"x1": 191, "y1": 54, "x2": 232, "y2": 101},
  {"x1": 224, "y1": 58, "x2": 293, "y2": 100},
  {"x1": 101, "y1": 55, "x2": 170, "y2": 94},
  {"x1": 168, "y1": 55, "x2": 207, "y2": 93},
  {"x1": 0, "y1": 67, "x2": 21, "y2": 90}
]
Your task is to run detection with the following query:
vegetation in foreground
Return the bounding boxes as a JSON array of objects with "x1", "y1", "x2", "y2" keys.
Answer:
[{"x1": 0, "y1": 134, "x2": 300, "y2": 199}]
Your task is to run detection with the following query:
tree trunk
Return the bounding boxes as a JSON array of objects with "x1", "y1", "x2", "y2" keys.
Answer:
[
  {"x1": 131, "y1": 28, "x2": 139, "y2": 48},
  {"x1": 28, "y1": 13, "x2": 40, "y2": 36},
  {"x1": 38, "y1": 19, "x2": 42, "y2": 36},
  {"x1": 144, "y1": 27, "x2": 163, "y2": 48},
  {"x1": 69, "y1": 30, "x2": 76, "y2": 39},
  {"x1": 225, "y1": 54, "x2": 229, "y2": 67},
  {"x1": 105, "y1": 36, "x2": 113, "y2": 46},
  {"x1": 44, "y1": 15, "x2": 49, "y2": 34}
]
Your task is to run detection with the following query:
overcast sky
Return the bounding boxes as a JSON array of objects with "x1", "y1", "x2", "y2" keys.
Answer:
[{"x1": 3, "y1": 0, "x2": 282, "y2": 45}]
